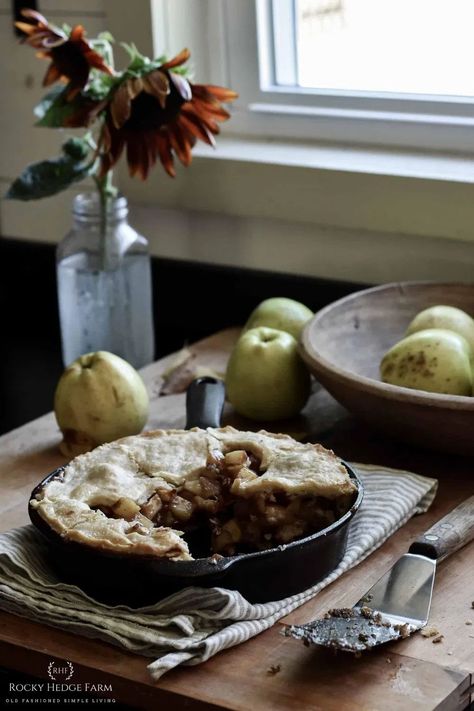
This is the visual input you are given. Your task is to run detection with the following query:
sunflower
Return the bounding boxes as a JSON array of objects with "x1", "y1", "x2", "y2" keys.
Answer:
[
  {"x1": 99, "y1": 49, "x2": 238, "y2": 179},
  {"x1": 16, "y1": 8, "x2": 113, "y2": 100}
]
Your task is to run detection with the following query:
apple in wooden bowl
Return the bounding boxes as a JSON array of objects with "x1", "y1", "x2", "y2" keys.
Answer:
[{"x1": 300, "y1": 282, "x2": 474, "y2": 456}]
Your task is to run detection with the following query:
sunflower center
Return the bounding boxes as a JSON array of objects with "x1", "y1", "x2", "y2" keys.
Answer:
[
  {"x1": 125, "y1": 82, "x2": 185, "y2": 132},
  {"x1": 52, "y1": 42, "x2": 89, "y2": 81}
]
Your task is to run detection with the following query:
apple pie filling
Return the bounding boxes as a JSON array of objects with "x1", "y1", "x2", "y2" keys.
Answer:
[{"x1": 31, "y1": 427, "x2": 356, "y2": 560}]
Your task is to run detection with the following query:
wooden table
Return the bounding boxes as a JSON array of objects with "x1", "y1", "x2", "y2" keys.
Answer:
[{"x1": 0, "y1": 329, "x2": 472, "y2": 711}]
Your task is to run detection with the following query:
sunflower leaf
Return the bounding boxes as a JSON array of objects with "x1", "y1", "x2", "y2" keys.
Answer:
[
  {"x1": 34, "y1": 86, "x2": 65, "y2": 121},
  {"x1": 97, "y1": 31, "x2": 115, "y2": 43},
  {"x1": 90, "y1": 36, "x2": 115, "y2": 71},
  {"x1": 86, "y1": 72, "x2": 117, "y2": 101},
  {"x1": 5, "y1": 152, "x2": 96, "y2": 201},
  {"x1": 35, "y1": 88, "x2": 85, "y2": 127},
  {"x1": 172, "y1": 65, "x2": 192, "y2": 77},
  {"x1": 35, "y1": 82, "x2": 111, "y2": 127},
  {"x1": 121, "y1": 42, "x2": 154, "y2": 73}
]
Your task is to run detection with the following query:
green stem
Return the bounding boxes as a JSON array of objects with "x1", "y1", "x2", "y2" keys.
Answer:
[{"x1": 94, "y1": 170, "x2": 114, "y2": 270}]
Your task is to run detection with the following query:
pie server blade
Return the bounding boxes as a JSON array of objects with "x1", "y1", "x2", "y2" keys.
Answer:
[{"x1": 284, "y1": 495, "x2": 474, "y2": 652}]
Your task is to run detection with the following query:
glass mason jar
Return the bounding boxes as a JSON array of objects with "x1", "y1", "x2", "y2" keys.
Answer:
[{"x1": 56, "y1": 192, "x2": 155, "y2": 369}]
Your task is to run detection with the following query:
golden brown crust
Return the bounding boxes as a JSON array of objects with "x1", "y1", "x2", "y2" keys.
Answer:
[{"x1": 32, "y1": 427, "x2": 355, "y2": 560}]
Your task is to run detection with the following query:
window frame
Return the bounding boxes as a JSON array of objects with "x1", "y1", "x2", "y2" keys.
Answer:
[
  {"x1": 216, "y1": 0, "x2": 474, "y2": 153},
  {"x1": 94, "y1": 0, "x2": 474, "y2": 289}
]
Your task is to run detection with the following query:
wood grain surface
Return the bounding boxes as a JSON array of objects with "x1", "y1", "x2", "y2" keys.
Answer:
[{"x1": 0, "y1": 328, "x2": 473, "y2": 711}]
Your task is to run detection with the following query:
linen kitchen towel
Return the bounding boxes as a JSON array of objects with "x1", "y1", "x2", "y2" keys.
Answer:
[{"x1": 0, "y1": 464, "x2": 437, "y2": 680}]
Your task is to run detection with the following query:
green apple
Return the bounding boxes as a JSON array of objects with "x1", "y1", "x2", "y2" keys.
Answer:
[
  {"x1": 225, "y1": 327, "x2": 311, "y2": 420},
  {"x1": 406, "y1": 305, "x2": 474, "y2": 353},
  {"x1": 380, "y1": 329, "x2": 472, "y2": 396},
  {"x1": 243, "y1": 297, "x2": 313, "y2": 340},
  {"x1": 54, "y1": 351, "x2": 149, "y2": 458}
]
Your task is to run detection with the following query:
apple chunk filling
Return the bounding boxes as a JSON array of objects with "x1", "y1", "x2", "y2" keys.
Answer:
[
  {"x1": 212, "y1": 492, "x2": 350, "y2": 556},
  {"x1": 116, "y1": 448, "x2": 351, "y2": 556},
  {"x1": 138, "y1": 448, "x2": 260, "y2": 529}
]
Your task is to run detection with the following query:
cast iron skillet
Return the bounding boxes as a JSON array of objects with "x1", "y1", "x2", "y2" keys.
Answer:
[{"x1": 28, "y1": 377, "x2": 363, "y2": 605}]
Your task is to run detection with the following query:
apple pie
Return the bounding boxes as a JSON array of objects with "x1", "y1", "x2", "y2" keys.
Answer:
[{"x1": 30, "y1": 427, "x2": 357, "y2": 560}]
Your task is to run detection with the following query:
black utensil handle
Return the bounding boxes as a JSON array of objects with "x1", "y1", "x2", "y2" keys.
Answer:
[
  {"x1": 409, "y1": 495, "x2": 474, "y2": 561},
  {"x1": 186, "y1": 377, "x2": 226, "y2": 430}
]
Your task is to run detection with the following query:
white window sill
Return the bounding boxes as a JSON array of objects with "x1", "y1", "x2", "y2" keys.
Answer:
[
  {"x1": 119, "y1": 131, "x2": 474, "y2": 250},
  {"x1": 118, "y1": 133, "x2": 474, "y2": 283},
  {"x1": 4, "y1": 134, "x2": 474, "y2": 286},
  {"x1": 192, "y1": 134, "x2": 474, "y2": 184}
]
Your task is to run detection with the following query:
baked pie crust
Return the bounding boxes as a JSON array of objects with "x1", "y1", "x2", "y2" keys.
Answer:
[{"x1": 31, "y1": 427, "x2": 356, "y2": 560}]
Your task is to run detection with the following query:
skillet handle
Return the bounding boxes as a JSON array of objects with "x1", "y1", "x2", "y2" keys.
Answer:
[
  {"x1": 408, "y1": 495, "x2": 474, "y2": 561},
  {"x1": 186, "y1": 377, "x2": 226, "y2": 430}
]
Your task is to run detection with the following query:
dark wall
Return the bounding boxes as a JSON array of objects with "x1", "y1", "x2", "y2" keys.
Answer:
[{"x1": 0, "y1": 238, "x2": 364, "y2": 434}]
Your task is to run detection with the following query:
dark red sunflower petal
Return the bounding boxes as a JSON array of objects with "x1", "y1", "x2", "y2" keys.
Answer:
[
  {"x1": 191, "y1": 84, "x2": 238, "y2": 104},
  {"x1": 23, "y1": 30, "x2": 63, "y2": 49},
  {"x1": 17, "y1": 10, "x2": 66, "y2": 48},
  {"x1": 24, "y1": 32, "x2": 51, "y2": 47},
  {"x1": 81, "y1": 45, "x2": 114, "y2": 74},
  {"x1": 42, "y1": 34, "x2": 68, "y2": 48},
  {"x1": 174, "y1": 117, "x2": 197, "y2": 149},
  {"x1": 137, "y1": 140, "x2": 150, "y2": 180},
  {"x1": 128, "y1": 133, "x2": 155, "y2": 180},
  {"x1": 156, "y1": 133, "x2": 176, "y2": 177},
  {"x1": 99, "y1": 120, "x2": 125, "y2": 175},
  {"x1": 88, "y1": 53, "x2": 113, "y2": 73},
  {"x1": 201, "y1": 85, "x2": 238, "y2": 102},
  {"x1": 142, "y1": 70, "x2": 170, "y2": 109},
  {"x1": 178, "y1": 111, "x2": 216, "y2": 147},
  {"x1": 68, "y1": 27, "x2": 113, "y2": 75},
  {"x1": 149, "y1": 135, "x2": 161, "y2": 174},
  {"x1": 15, "y1": 21, "x2": 39, "y2": 35},
  {"x1": 64, "y1": 98, "x2": 107, "y2": 128},
  {"x1": 42, "y1": 63, "x2": 61, "y2": 86},
  {"x1": 110, "y1": 80, "x2": 135, "y2": 129},
  {"x1": 111, "y1": 145, "x2": 127, "y2": 171},
  {"x1": 146, "y1": 132, "x2": 160, "y2": 171},
  {"x1": 160, "y1": 48, "x2": 191, "y2": 71},
  {"x1": 65, "y1": 81, "x2": 87, "y2": 100},
  {"x1": 181, "y1": 106, "x2": 220, "y2": 136},
  {"x1": 126, "y1": 134, "x2": 142, "y2": 178},
  {"x1": 69, "y1": 25, "x2": 85, "y2": 42},
  {"x1": 142, "y1": 134, "x2": 156, "y2": 179},
  {"x1": 189, "y1": 84, "x2": 219, "y2": 105},
  {"x1": 168, "y1": 122, "x2": 193, "y2": 167},
  {"x1": 191, "y1": 97, "x2": 230, "y2": 122},
  {"x1": 20, "y1": 8, "x2": 49, "y2": 24},
  {"x1": 112, "y1": 131, "x2": 126, "y2": 162}
]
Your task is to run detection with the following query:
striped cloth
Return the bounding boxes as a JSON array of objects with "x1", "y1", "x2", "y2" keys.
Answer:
[{"x1": 0, "y1": 464, "x2": 437, "y2": 680}]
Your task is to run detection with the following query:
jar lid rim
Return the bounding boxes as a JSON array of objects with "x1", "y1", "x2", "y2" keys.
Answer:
[{"x1": 73, "y1": 191, "x2": 128, "y2": 216}]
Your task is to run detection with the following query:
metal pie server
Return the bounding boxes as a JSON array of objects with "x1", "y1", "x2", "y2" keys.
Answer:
[{"x1": 284, "y1": 495, "x2": 474, "y2": 652}]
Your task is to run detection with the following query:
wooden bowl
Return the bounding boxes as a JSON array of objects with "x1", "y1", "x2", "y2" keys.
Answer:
[{"x1": 300, "y1": 282, "x2": 474, "y2": 456}]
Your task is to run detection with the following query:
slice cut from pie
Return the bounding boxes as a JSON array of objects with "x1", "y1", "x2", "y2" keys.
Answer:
[{"x1": 31, "y1": 427, "x2": 357, "y2": 559}]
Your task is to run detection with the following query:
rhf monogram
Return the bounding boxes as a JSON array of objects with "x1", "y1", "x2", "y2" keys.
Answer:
[{"x1": 47, "y1": 660, "x2": 74, "y2": 682}]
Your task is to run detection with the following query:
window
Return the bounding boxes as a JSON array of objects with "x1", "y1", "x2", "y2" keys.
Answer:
[
  {"x1": 273, "y1": 0, "x2": 474, "y2": 97},
  {"x1": 114, "y1": 0, "x2": 474, "y2": 285},
  {"x1": 220, "y1": 0, "x2": 474, "y2": 152}
]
